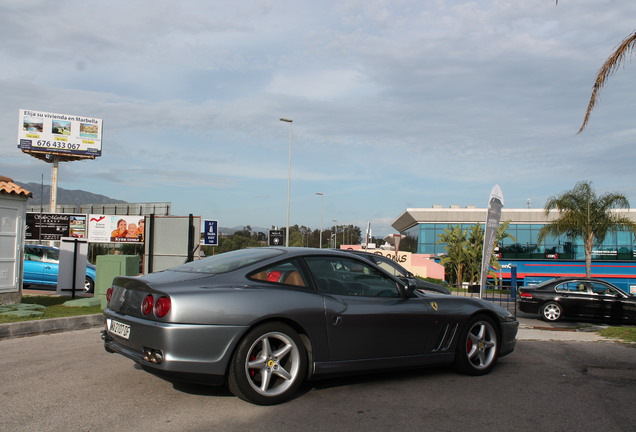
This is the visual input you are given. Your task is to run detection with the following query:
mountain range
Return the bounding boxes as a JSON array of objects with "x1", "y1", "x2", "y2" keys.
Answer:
[{"x1": 15, "y1": 181, "x2": 127, "y2": 206}]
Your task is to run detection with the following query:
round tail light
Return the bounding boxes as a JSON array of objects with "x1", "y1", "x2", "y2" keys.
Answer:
[
  {"x1": 154, "y1": 296, "x2": 171, "y2": 318},
  {"x1": 141, "y1": 295, "x2": 154, "y2": 315},
  {"x1": 106, "y1": 287, "x2": 113, "y2": 303}
]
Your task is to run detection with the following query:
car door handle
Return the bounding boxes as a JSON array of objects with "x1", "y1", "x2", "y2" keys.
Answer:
[{"x1": 331, "y1": 316, "x2": 342, "y2": 326}]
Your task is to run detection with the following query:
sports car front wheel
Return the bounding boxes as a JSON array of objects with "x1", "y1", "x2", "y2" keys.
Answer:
[
  {"x1": 455, "y1": 315, "x2": 499, "y2": 375},
  {"x1": 228, "y1": 322, "x2": 307, "y2": 405}
]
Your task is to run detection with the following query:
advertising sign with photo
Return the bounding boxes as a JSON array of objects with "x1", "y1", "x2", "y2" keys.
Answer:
[
  {"x1": 17, "y1": 108, "x2": 103, "y2": 158},
  {"x1": 88, "y1": 215, "x2": 145, "y2": 243},
  {"x1": 26, "y1": 213, "x2": 87, "y2": 241}
]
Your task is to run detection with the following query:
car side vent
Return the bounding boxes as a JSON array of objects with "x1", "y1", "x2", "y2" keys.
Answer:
[{"x1": 433, "y1": 323, "x2": 459, "y2": 352}]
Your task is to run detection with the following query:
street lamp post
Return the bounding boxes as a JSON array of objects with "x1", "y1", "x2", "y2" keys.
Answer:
[
  {"x1": 315, "y1": 192, "x2": 324, "y2": 248},
  {"x1": 280, "y1": 117, "x2": 293, "y2": 247},
  {"x1": 332, "y1": 219, "x2": 337, "y2": 249}
]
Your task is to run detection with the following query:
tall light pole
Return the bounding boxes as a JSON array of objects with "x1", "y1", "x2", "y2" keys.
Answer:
[
  {"x1": 280, "y1": 117, "x2": 293, "y2": 247},
  {"x1": 332, "y1": 219, "x2": 337, "y2": 249},
  {"x1": 315, "y1": 192, "x2": 324, "y2": 248}
]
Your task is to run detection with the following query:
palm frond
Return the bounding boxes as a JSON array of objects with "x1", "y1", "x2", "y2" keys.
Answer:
[{"x1": 578, "y1": 31, "x2": 636, "y2": 133}]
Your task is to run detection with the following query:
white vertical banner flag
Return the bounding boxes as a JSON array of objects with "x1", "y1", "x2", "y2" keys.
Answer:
[{"x1": 479, "y1": 185, "x2": 504, "y2": 298}]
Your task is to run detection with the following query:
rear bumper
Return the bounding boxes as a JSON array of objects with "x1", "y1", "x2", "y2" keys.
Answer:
[
  {"x1": 102, "y1": 310, "x2": 248, "y2": 381},
  {"x1": 517, "y1": 300, "x2": 540, "y2": 314}
]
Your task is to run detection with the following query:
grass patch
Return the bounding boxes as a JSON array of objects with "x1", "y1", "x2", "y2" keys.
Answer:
[
  {"x1": 598, "y1": 327, "x2": 636, "y2": 344},
  {"x1": 0, "y1": 296, "x2": 102, "y2": 324}
]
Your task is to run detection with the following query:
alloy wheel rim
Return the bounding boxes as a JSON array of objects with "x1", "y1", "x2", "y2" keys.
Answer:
[
  {"x1": 465, "y1": 321, "x2": 497, "y2": 370},
  {"x1": 544, "y1": 304, "x2": 560, "y2": 321},
  {"x1": 244, "y1": 331, "x2": 300, "y2": 397}
]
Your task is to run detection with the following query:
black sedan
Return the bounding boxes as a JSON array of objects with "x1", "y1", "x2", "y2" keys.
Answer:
[
  {"x1": 518, "y1": 277, "x2": 636, "y2": 324},
  {"x1": 102, "y1": 247, "x2": 518, "y2": 405},
  {"x1": 342, "y1": 249, "x2": 452, "y2": 294}
]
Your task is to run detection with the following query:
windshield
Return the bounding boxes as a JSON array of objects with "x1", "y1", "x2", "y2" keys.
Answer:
[{"x1": 170, "y1": 248, "x2": 284, "y2": 274}]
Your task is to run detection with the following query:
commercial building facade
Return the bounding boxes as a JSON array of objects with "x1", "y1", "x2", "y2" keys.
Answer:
[{"x1": 392, "y1": 207, "x2": 636, "y2": 293}]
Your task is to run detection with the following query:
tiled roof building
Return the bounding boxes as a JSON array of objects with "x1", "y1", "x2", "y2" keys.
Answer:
[{"x1": 0, "y1": 176, "x2": 32, "y2": 198}]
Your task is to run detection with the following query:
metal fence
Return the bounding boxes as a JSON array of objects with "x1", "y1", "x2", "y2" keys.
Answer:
[
  {"x1": 449, "y1": 284, "x2": 517, "y2": 315},
  {"x1": 27, "y1": 202, "x2": 171, "y2": 216}
]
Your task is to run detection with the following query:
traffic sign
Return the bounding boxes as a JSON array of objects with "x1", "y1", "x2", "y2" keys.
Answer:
[
  {"x1": 203, "y1": 220, "x2": 219, "y2": 246},
  {"x1": 268, "y1": 229, "x2": 284, "y2": 246}
]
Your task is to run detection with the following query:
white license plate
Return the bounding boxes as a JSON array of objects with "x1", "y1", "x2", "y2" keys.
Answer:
[{"x1": 108, "y1": 319, "x2": 131, "y2": 339}]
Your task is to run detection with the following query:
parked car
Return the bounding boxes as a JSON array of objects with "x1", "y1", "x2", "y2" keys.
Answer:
[
  {"x1": 342, "y1": 249, "x2": 451, "y2": 294},
  {"x1": 102, "y1": 247, "x2": 518, "y2": 405},
  {"x1": 23, "y1": 245, "x2": 96, "y2": 293},
  {"x1": 517, "y1": 277, "x2": 636, "y2": 324}
]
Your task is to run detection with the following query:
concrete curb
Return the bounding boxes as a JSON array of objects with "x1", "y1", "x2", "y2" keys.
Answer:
[
  {"x1": 517, "y1": 327, "x2": 610, "y2": 342},
  {"x1": 0, "y1": 314, "x2": 104, "y2": 341}
]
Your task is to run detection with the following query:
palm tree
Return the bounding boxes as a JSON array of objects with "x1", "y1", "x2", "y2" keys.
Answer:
[
  {"x1": 577, "y1": 30, "x2": 636, "y2": 133},
  {"x1": 437, "y1": 225, "x2": 469, "y2": 286},
  {"x1": 537, "y1": 181, "x2": 636, "y2": 276},
  {"x1": 437, "y1": 221, "x2": 515, "y2": 287}
]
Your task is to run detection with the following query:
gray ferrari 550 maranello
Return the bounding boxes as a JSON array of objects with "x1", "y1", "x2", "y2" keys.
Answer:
[{"x1": 102, "y1": 247, "x2": 518, "y2": 405}]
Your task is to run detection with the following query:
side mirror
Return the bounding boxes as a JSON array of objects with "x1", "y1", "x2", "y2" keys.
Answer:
[{"x1": 399, "y1": 277, "x2": 417, "y2": 295}]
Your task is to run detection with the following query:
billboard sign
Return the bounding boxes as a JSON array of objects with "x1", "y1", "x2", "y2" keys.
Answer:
[
  {"x1": 25, "y1": 213, "x2": 87, "y2": 241},
  {"x1": 17, "y1": 109, "x2": 103, "y2": 158},
  {"x1": 202, "y1": 220, "x2": 219, "y2": 246},
  {"x1": 88, "y1": 215, "x2": 144, "y2": 243}
]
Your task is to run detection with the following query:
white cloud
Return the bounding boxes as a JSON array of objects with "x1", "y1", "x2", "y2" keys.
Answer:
[{"x1": 1, "y1": 0, "x2": 635, "y2": 236}]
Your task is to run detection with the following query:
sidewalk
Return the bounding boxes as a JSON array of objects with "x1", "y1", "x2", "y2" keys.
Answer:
[
  {"x1": 516, "y1": 316, "x2": 611, "y2": 342},
  {"x1": 0, "y1": 288, "x2": 104, "y2": 340}
]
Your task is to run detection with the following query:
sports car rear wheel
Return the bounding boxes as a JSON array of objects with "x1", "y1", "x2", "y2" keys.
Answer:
[
  {"x1": 455, "y1": 315, "x2": 498, "y2": 375},
  {"x1": 540, "y1": 302, "x2": 562, "y2": 322},
  {"x1": 228, "y1": 322, "x2": 307, "y2": 405}
]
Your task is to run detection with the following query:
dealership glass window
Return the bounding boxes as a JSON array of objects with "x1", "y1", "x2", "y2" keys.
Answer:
[
  {"x1": 514, "y1": 226, "x2": 532, "y2": 245},
  {"x1": 615, "y1": 229, "x2": 634, "y2": 246},
  {"x1": 421, "y1": 227, "x2": 438, "y2": 245},
  {"x1": 404, "y1": 220, "x2": 635, "y2": 261}
]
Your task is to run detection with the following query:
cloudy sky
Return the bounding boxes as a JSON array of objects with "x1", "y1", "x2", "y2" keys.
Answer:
[{"x1": 2, "y1": 0, "x2": 635, "y2": 237}]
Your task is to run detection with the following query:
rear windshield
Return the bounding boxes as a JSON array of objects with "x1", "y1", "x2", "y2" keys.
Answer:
[{"x1": 170, "y1": 248, "x2": 284, "y2": 274}]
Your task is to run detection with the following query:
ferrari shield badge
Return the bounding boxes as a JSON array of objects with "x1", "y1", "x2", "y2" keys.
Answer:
[{"x1": 431, "y1": 301, "x2": 438, "y2": 311}]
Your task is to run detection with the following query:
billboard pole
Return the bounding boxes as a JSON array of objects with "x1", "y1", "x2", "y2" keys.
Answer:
[{"x1": 50, "y1": 155, "x2": 59, "y2": 212}]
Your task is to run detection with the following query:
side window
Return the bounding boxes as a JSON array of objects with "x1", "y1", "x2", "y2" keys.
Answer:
[
  {"x1": 590, "y1": 282, "x2": 613, "y2": 296},
  {"x1": 248, "y1": 260, "x2": 307, "y2": 288},
  {"x1": 44, "y1": 248, "x2": 59, "y2": 263},
  {"x1": 25, "y1": 246, "x2": 45, "y2": 262},
  {"x1": 305, "y1": 256, "x2": 401, "y2": 298},
  {"x1": 373, "y1": 257, "x2": 406, "y2": 278},
  {"x1": 556, "y1": 282, "x2": 589, "y2": 293}
]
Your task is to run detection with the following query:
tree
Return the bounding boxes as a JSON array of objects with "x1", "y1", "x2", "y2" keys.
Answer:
[
  {"x1": 537, "y1": 181, "x2": 636, "y2": 276},
  {"x1": 577, "y1": 30, "x2": 636, "y2": 133},
  {"x1": 556, "y1": 1, "x2": 636, "y2": 132},
  {"x1": 438, "y1": 222, "x2": 514, "y2": 287},
  {"x1": 465, "y1": 222, "x2": 515, "y2": 286},
  {"x1": 437, "y1": 225, "x2": 469, "y2": 286}
]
